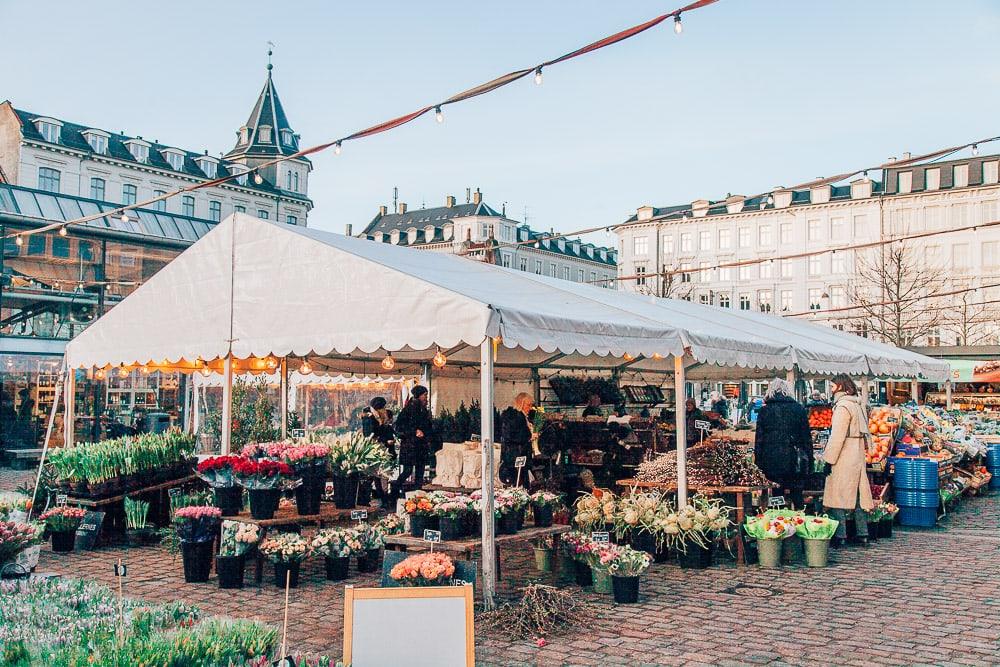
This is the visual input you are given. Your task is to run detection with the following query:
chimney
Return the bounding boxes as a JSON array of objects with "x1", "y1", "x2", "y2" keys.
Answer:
[
  {"x1": 902, "y1": 152, "x2": 911, "y2": 161},
  {"x1": 473, "y1": 188, "x2": 482, "y2": 205},
  {"x1": 345, "y1": 223, "x2": 353, "y2": 236},
  {"x1": 378, "y1": 205, "x2": 387, "y2": 216},
  {"x1": 446, "y1": 195, "x2": 456, "y2": 208},
  {"x1": 398, "y1": 202, "x2": 407, "y2": 214}
]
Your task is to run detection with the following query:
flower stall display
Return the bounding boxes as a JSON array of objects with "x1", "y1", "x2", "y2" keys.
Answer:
[
  {"x1": 604, "y1": 544, "x2": 651, "y2": 603},
  {"x1": 259, "y1": 532, "x2": 312, "y2": 588},
  {"x1": 870, "y1": 502, "x2": 899, "y2": 539},
  {"x1": 260, "y1": 442, "x2": 331, "y2": 515},
  {"x1": 375, "y1": 513, "x2": 405, "y2": 536},
  {"x1": 744, "y1": 515, "x2": 794, "y2": 568},
  {"x1": 124, "y1": 497, "x2": 158, "y2": 547},
  {"x1": 589, "y1": 541, "x2": 624, "y2": 594},
  {"x1": 216, "y1": 520, "x2": 260, "y2": 589},
  {"x1": 389, "y1": 552, "x2": 456, "y2": 586},
  {"x1": 324, "y1": 432, "x2": 394, "y2": 509},
  {"x1": 495, "y1": 488, "x2": 527, "y2": 534},
  {"x1": 613, "y1": 490, "x2": 663, "y2": 554},
  {"x1": 47, "y1": 431, "x2": 195, "y2": 498},
  {"x1": 353, "y1": 523, "x2": 385, "y2": 573},
  {"x1": 763, "y1": 509, "x2": 807, "y2": 564},
  {"x1": 533, "y1": 535, "x2": 556, "y2": 572},
  {"x1": 573, "y1": 490, "x2": 617, "y2": 533},
  {"x1": 529, "y1": 490, "x2": 563, "y2": 527},
  {"x1": 232, "y1": 459, "x2": 295, "y2": 520},
  {"x1": 173, "y1": 505, "x2": 222, "y2": 583},
  {"x1": 0, "y1": 521, "x2": 41, "y2": 576},
  {"x1": 794, "y1": 515, "x2": 839, "y2": 567},
  {"x1": 311, "y1": 527, "x2": 363, "y2": 581},
  {"x1": 434, "y1": 499, "x2": 471, "y2": 540},
  {"x1": 560, "y1": 530, "x2": 596, "y2": 586},
  {"x1": 38, "y1": 506, "x2": 86, "y2": 553},
  {"x1": 404, "y1": 493, "x2": 439, "y2": 537},
  {"x1": 670, "y1": 496, "x2": 732, "y2": 569},
  {"x1": 195, "y1": 455, "x2": 245, "y2": 516}
]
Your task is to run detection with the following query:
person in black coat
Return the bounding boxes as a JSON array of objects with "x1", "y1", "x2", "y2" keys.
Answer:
[
  {"x1": 393, "y1": 385, "x2": 434, "y2": 493},
  {"x1": 362, "y1": 397, "x2": 396, "y2": 457},
  {"x1": 754, "y1": 378, "x2": 813, "y2": 508},
  {"x1": 499, "y1": 392, "x2": 535, "y2": 487}
]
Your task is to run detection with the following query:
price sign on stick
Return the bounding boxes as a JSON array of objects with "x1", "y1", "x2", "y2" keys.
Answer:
[
  {"x1": 114, "y1": 558, "x2": 126, "y2": 639},
  {"x1": 423, "y1": 529, "x2": 441, "y2": 553},
  {"x1": 56, "y1": 494, "x2": 67, "y2": 507},
  {"x1": 324, "y1": 481, "x2": 334, "y2": 499},
  {"x1": 290, "y1": 429, "x2": 305, "y2": 439},
  {"x1": 591, "y1": 531, "x2": 610, "y2": 544},
  {"x1": 113, "y1": 561, "x2": 127, "y2": 577},
  {"x1": 694, "y1": 419, "x2": 711, "y2": 445},
  {"x1": 168, "y1": 488, "x2": 181, "y2": 498},
  {"x1": 514, "y1": 455, "x2": 527, "y2": 486},
  {"x1": 768, "y1": 495, "x2": 786, "y2": 508},
  {"x1": 351, "y1": 510, "x2": 368, "y2": 522}
]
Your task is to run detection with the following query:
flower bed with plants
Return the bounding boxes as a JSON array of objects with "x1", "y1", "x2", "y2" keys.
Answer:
[{"x1": 47, "y1": 430, "x2": 195, "y2": 498}]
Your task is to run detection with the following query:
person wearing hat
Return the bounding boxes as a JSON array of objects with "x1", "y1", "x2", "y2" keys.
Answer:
[
  {"x1": 393, "y1": 385, "x2": 434, "y2": 494},
  {"x1": 362, "y1": 397, "x2": 396, "y2": 458}
]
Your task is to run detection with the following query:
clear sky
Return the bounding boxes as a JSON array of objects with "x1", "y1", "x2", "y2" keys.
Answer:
[{"x1": 3, "y1": 1, "x2": 1000, "y2": 246}]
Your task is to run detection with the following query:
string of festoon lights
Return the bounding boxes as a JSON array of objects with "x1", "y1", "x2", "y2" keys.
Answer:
[
  {"x1": 4, "y1": 0, "x2": 719, "y2": 245},
  {"x1": 782, "y1": 281, "x2": 1000, "y2": 319}
]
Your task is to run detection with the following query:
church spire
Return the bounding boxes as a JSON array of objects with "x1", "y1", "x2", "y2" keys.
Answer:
[{"x1": 225, "y1": 47, "x2": 302, "y2": 161}]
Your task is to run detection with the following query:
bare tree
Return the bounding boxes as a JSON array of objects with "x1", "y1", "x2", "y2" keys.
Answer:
[
  {"x1": 848, "y1": 242, "x2": 947, "y2": 346},
  {"x1": 638, "y1": 264, "x2": 694, "y2": 300},
  {"x1": 942, "y1": 291, "x2": 999, "y2": 345}
]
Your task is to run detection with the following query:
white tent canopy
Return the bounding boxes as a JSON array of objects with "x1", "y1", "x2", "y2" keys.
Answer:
[
  {"x1": 65, "y1": 214, "x2": 948, "y2": 382},
  {"x1": 190, "y1": 370, "x2": 406, "y2": 389}
]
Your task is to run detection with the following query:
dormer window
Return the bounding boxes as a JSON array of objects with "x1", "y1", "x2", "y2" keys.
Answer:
[
  {"x1": 125, "y1": 139, "x2": 150, "y2": 163},
  {"x1": 34, "y1": 118, "x2": 62, "y2": 144},
  {"x1": 161, "y1": 149, "x2": 185, "y2": 171},
  {"x1": 390, "y1": 230, "x2": 401, "y2": 244},
  {"x1": 196, "y1": 156, "x2": 218, "y2": 179},
  {"x1": 425, "y1": 225, "x2": 436, "y2": 241},
  {"x1": 229, "y1": 164, "x2": 249, "y2": 186},
  {"x1": 443, "y1": 224, "x2": 454, "y2": 241},
  {"x1": 259, "y1": 125, "x2": 272, "y2": 143},
  {"x1": 280, "y1": 129, "x2": 295, "y2": 147},
  {"x1": 239, "y1": 127, "x2": 250, "y2": 145},
  {"x1": 82, "y1": 130, "x2": 109, "y2": 155},
  {"x1": 285, "y1": 169, "x2": 299, "y2": 192}
]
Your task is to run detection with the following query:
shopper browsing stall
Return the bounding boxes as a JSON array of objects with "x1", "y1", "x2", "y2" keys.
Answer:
[
  {"x1": 685, "y1": 398, "x2": 709, "y2": 447},
  {"x1": 362, "y1": 397, "x2": 396, "y2": 457},
  {"x1": 499, "y1": 392, "x2": 537, "y2": 487},
  {"x1": 753, "y1": 378, "x2": 812, "y2": 508},
  {"x1": 822, "y1": 375, "x2": 875, "y2": 548},
  {"x1": 393, "y1": 385, "x2": 434, "y2": 494}
]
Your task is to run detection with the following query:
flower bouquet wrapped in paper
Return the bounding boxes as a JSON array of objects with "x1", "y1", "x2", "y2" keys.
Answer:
[{"x1": 795, "y1": 516, "x2": 839, "y2": 540}]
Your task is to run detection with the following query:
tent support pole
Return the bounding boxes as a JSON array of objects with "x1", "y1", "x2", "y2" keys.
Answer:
[
  {"x1": 859, "y1": 377, "x2": 870, "y2": 406},
  {"x1": 280, "y1": 358, "x2": 289, "y2": 440},
  {"x1": 192, "y1": 381, "x2": 201, "y2": 437},
  {"x1": 531, "y1": 368, "x2": 541, "y2": 405},
  {"x1": 785, "y1": 367, "x2": 797, "y2": 401},
  {"x1": 674, "y1": 356, "x2": 688, "y2": 507},
  {"x1": 910, "y1": 379, "x2": 919, "y2": 404},
  {"x1": 221, "y1": 355, "x2": 233, "y2": 455},
  {"x1": 480, "y1": 338, "x2": 497, "y2": 610},
  {"x1": 29, "y1": 370, "x2": 64, "y2": 521},
  {"x1": 182, "y1": 374, "x2": 192, "y2": 434},
  {"x1": 421, "y1": 363, "x2": 432, "y2": 414},
  {"x1": 945, "y1": 380, "x2": 953, "y2": 409},
  {"x1": 64, "y1": 369, "x2": 75, "y2": 447}
]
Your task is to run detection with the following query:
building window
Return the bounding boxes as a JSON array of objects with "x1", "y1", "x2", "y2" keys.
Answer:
[
  {"x1": 122, "y1": 183, "x2": 137, "y2": 205},
  {"x1": 90, "y1": 177, "x2": 105, "y2": 200},
  {"x1": 831, "y1": 252, "x2": 846, "y2": 274},
  {"x1": 85, "y1": 133, "x2": 107, "y2": 154},
  {"x1": 760, "y1": 260, "x2": 773, "y2": 279},
  {"x1": 36, "y1": 121, "x2": 60, "y2": 143},
  {"x1": 983, "y1": 241, "x2": 998, "y2": 268},
  {"x1": 127, "y1": 142, "x2": 149, "y2": 163},
  {"x1": 925, "y1": 167, "x2": 940, "y2": 191},
  {"x1": 281, "y1": 129, "x2": 294, "y2": 146},
  {"x1": 808, "y1": 255, "x2": 822, "y2": 276},
  {"x1": 235, "y1": 205, "x2": 246, "y2": 213},
  {"x1": 927, "y1": 328, "x2": 941, "y2": 346},
  {"x1": 286, "y1": 214, "x2": 297, "y2": 226},
  {"x1": 602, "y1": 274, "x2": 611, "y2": 288},
  {"x1": 520, "y1": 258, "x2": 528, "y2": 271},
  {"x1": 738, "y1": 227, "x2": 750, "y2": 248},
  {"x1": 680, "y1": 233, "x2": 693, "y2": 252},
  {"x1": 853, "y1": 215, "x2": 867, "y2": 237},
  {"x1": 562, "y1": 266, "x2": 570, "y2": 280},
  {"x1": 831, "y1": 286, "x2": 846, "y2": 308},
  {"x1": 534, "y1": 260, "x2": 542, "y2": 275},
  {"x1": 780, "y1": 290, "x2": 793, "y2": 312},
  {"x1": 758, "y1": 290, "x2": 772, "y2": 313},
  {"x1": 680, "y1": 262, "x2": 692, "y2": 283},
  {"x1": 257, "y1": 209, "x2": 269, "y2": 220},
  {"x1": 633, "y1": 236, "x2": 648, "y2": 255},
  {"x1": 898, "y1": 171, "x2": 912, "y2": 194},
  {"x1": 259, "y1": 126, "x2": 272, "y2": 143},
  {"x1": 577, "y1": 269, "x2": 584, "y2": 282},
  {"x1": 662, "y1": 235, "x2": 674, "y2": 254},
  {"x1": 779, "y1": 223, "x2": 792, "y2": 245},
  {"x1": 27, "y1": 234, "x2": 46, "y2": 255},
  {"x1": 209, "y1": 201, "x2": 222, "y2": 222},
  {"x1": 286, "y1": 170, "x2": 300, "y2": 192},
  {"x1": 984, "y1": 161, "x2": 999, "y2": 185},
  {"x1": 738, "y1": 264, "x2": 754, "y2": 281},
  {"x1": 830, "y1": 217, "x2": 845, "y2": 240},
  {"x1": 549, "y1": 263, "x2": 557, "y2": 277},
  {"x1": 808, "y1": 288, "x2": 822, "y2": 310},
  {"x1": 699, "y1": 231, "x2": 711, "y2": 251},
  {"x1": 37, "y1": 167, "x2": 60, "y2": 193},
  {"x1": 52, "y1": 236, "x2": 70, "y2": 258},
  {"x1": 182, "y1": 196, "x2": 195, "y2": 217},
  {"x1": 719, "y1": 266, "x2": 732, "y2": 281},
  {"x1": 718, "y1": 294, "x2": 731, "y2": 308},
  {"x1": 718, "y1": 228, "x2": 732, "y2": 250},
  {"x1": 953, "y1": 164, "x2": 969, "y2": 188},
  {"x1": 780, "y1": 259, "x2": 793, "y2": 278},
  {"x1": 758, "y1": 225, "x2": 772, "y2": 246},
  {"x1": 589, "y1": 271, "x2": 597, "y2": 283},
  {"x1": 164, "y1": 151, "x2": 184, "y2": 171},
  {"x1": 807, "y1": 219, "x2": 821, "y2": 241},
  {"x1": 924, "y1": 244, "x2": 941, "y2": 265},
  {"x1": 153, "y1": 190, "x2": 167, "y2": 212},
  {"x1": 700, "y1": 294, "x2": 710, "y2": 305},
  {"x1": 197, "y1": 159, "x2": 217, "y2": 179},
  {"x1": 739, "y1": 293, "x2": 750, "y2": 311},
  {"x1": 699, "y1": 262, "x2": 710, "y2": 282},
  {"x1": 952, "y1": 243, "x2": 970, "y2": 269}
]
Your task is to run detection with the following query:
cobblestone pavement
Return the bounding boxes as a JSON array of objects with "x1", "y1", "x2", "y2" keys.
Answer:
[{"x1": 7, "y1": 459, "x2": 999, "y2": 666}]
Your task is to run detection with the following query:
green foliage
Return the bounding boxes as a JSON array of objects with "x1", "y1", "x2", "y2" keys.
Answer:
[
  {"x1": 47, "y1": 430, "x2": 195, "y2": 484},
  {"x1": 203, "y1": 376, "x2": 278, "y2": 449},
  {"x1": 124, "y1": 496, "x2": 150, "y2": 530},
  {"x1": 549, "y1": 375, "x2": 623, "y2": 406}
]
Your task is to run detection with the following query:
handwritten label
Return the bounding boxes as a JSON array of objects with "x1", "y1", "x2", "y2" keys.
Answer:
[
  {"x1": 694, "y1": 419, "x2": 711, "y2": 431},
  {"x1": 514, "y1": 456, "x2": 527, "y2": 468},
  {"x1": 168, "y1": 488, "x2": 181, "y2": 498},
  {"x1": 290, "y1": 429, "x2": 306, "y2": 439},
  {"x1": 114, "y1": 562, "x2": 127, "y2": 577},
  {"x1": 423, "y1": 529, "x2": 442, "y2": 543},
  {"x1": 55, "y1": 494, "x2": 68, "y2": 507},
  {"x1": 591, "y1": 531, "x2": 610, "y2": 544},
  {"x1": 351, "y1": 510, "x2": 368, "y2": 521},
  {"x1": 768, "y1": 496, "x2": 786, "y2": 508}
]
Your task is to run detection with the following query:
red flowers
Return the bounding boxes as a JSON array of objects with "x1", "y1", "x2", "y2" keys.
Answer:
[
  {"x1": 196, "y1": 455, "x2": 242, "y2": 473},
  {"x1": 232, "y1": 459, "x2": 291, "y2": 477}
]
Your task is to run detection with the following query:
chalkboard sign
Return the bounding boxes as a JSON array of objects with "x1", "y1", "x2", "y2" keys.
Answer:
[
  {"x1": 75, "y1": 511, "x2": 105, "y2": 550},
  {"x1": 768, "y1": 496, "x2": 786, "y2": 508},
  {"x1": 344, "y1": 585, "x2": 474, "y2": 666},
  {"x1": 423, "y1": 529, "x2": 441, "y2": 543},
  {"x1": 694, "y1": 419, "x2": 711, "y2": 431}
]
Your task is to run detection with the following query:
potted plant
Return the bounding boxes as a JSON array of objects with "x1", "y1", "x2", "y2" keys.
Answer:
[
  {"x1": 38, "y1": 506, "x2": 86, "y2": 553},
  {"x1": 326, "y1": 432, "x2": 394, "y2": 509},
  {"x1": 124, "y1": 497, "x2": 158, "y2": 547},
  {"x1": 0, "y1": 520, "x2": 41, "y2": 577},
  {"x1": 613, "y1": 491, "x2": 662, "y2": 555},
  {"x1": 795, "y1": 515, "x2": 839, "y2": 567},
  {"x1": 233, "y1": 459, "x2": 295, "y2": 520},
  {"x1": 529, "y1": 490, "x2": 562, "y2": 528},
  {"x1": 263, "y1": 442, "x2": 330, "y2": 516},
  {"x1": 589, "y1": 541, "x2": 622, "y2": 595},
  {"x1": 259, "y1": 532, "x2": 311, "y2": 588},
  {"x1": 509, "y1": 487, "x2": 531, "y2": 530},
  {"x1": 375, "y1": 513, "x2": 405, "y2": 536},
  {"x1": 389, "y1": 552, "x2": 456, "y2": 586},
  {"x1": 606, "y1": 544, "x2": 651, "y2": 604},
  {"x1": 561, "y1": 530, "x2": 595, "y2": 586},
  {"x1": 196, "y1": 455, "x2": 245, "y2": 516},
  {"x1": 434, "y1": 500, "x2": 469, "y2": 541},
  {"x1": 744, "y1": 515, "x2": 794, "y2": 568},
  {"x1": 573, "y1": 490, "x2": 617, "y2": 534},
  {"x1": 764, "y1": 509, "x2": 806, "y2": 563},
  {"x1": 672, "y1": 496, "x2": 732, "y2": 569},
  {"x1": 533, "y1": 535, "x2": 555, "y2": 572},
  {"x1": 495, "y1": 489, "x2": 524, "y2": 535},
  {"x1": 872, "y1": 502, "x2": 898, "y2": 539},
  {"x1": 312, "y1": 527, "x2": 362, "y2": 581},
  {"x1": 403, "y1": 493, "x2": 438, "y2": 537},
  {"x1": 173, "y1": 505, "x2": 222, "y2": 583},
  {"x1": 216, "y1": 520, "x2": 260, "y2": 589},
  {"x1": 354, "y1": 523, "x2": 385, "y2": 573}
]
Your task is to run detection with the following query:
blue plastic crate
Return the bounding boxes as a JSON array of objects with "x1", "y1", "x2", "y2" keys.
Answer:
[
  {"x1": 894, "y1": 489, "x2": 940, "y2": 508},
  {"x1": 898, "y1": 505, "x2": 937, "y2": 527},
  {"x1": 891, "y1": 458, "x2": 939, "y2": 490}
]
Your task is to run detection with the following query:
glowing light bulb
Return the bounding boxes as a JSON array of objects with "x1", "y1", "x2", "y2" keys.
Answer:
[
  {"x1": 265, "y1": 356, "x2": 278, "y2": 369},
  {"x1": 254, "y1": 172, "x2": 263, "y2": 185},
  {"x1": 381, "y1": 354, "x2": 395, "y2": 371},
  {"x1": 651, "y1": 353, "x2": 663, "y2": 360},
  {"x1": 623, "y1": 353, "x2": 634, "y2": 362},
  {"x1": 300, "y1": 360, "x2": 313, "y2": 374},
  {"x1": 435, "y1": 106, "x2": 444, "y2": 124},
  {"x1": 200, "y1": 366, "x2": 211, "y2": 377},
  {"x1": 120, "y1": 213, "x2": 129, "y2": 223},
  {"x1": 95, "y1": 368, "x2": 106, "y2": 380},
  {"x1": 15, "y1": 234, "x2": 23, "y2": 246},
  {"x1": 334, "y1": 142, "x2": 342, "y2": 155},
  {"x1": 673, "y1": 14, "x2": 683, "y2": 34},
  {"x1": 534, "y1": 67, "x2": 543, "y2": 85},
  {"x1": 117, "y1": 365, "x2": 129, "y2": 378},
  {"x1": 140, "y1": 365, "x2": 150, "y2": 375},
  {"x1": 432, "y1": 349, "x2": 447, "y2": 368},
  {"x1": 972, "y1": 144, "x2": 979, "y2": 157},
  {"x1": 59, "y1": 226, "x2": 68, "y2": 237}
]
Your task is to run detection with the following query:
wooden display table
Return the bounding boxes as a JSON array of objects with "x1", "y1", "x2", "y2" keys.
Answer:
[
  {"x1": 66, "y1": 475, "x2": 198, "y2": 508},
  {"x1": 63, "y1": 475, "x2": 199, "y2": 540},
  {"x1": 223, "y1": 502, "x2": 380, "y2": 528},
  {"x1": 421, "y1": 483, "x2": 481, "y2": 494},
  {"x1": 616, "y1": 479, "x2": 774, "y2": 565}
]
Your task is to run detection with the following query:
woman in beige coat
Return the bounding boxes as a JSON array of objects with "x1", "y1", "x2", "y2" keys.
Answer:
[{"x1": 822, "y1": 375, "x2": 874, "y2": 548}]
